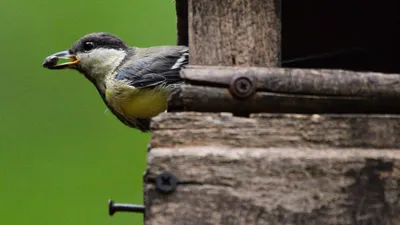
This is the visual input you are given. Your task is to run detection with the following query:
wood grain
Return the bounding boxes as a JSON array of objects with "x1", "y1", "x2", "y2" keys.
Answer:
[
  {"x1": 181, "y1": 66, "x2": 400, "y2": 98},
  {"x1": 188, "y1": 0, "x2": 281, "y2": 66},
  {"x1": 179, "y1": 86, "x2": 400, "y2": 115},
  {"x1": 149, "y1": 2, "x2": 400, "y2": 225},
  {"x1": 145, "y1": 146, "x2": 400, "y2": 225},
  {"x1": 150, "y1": 112, "x2": 400, "y2": 149},
  {"x1": 172, "y1": 67, "x2": 400, "y2": 115}
]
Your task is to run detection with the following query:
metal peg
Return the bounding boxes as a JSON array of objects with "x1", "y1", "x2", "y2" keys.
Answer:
[{"x1": 108, "y1": 199, "x2": 144, "y2": 216}]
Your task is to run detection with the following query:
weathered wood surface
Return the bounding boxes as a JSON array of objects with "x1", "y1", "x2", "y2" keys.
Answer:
[
  {"x1": 188, "y1": 0, "x2": 281, "y2": 66},
  {"x1": 180, "y1": 86, "x2": 400, "y2": 114},
  {"x1": 181, "y1": 66, "x2": 400, "y2": 98},
  {"x1": 145, "y1": 146, "x2": 400, "y2": 225},
  {"x1": 147, "y1": 113, "x2": 400, "y2": 224},
  {"x1": 149, "y1": 2, "x2": 400, "y2": 225},
  {"x1": 151, "y1": 112, "x2": 400, "y2": 149},
  {"x1": 176, "y1": 66, "x2": 400, "y2": 114}
]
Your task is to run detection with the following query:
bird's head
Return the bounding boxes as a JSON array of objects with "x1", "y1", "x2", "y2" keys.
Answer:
[{"x1": 43, "y1": 32, "x2": 129, "y2": 83}]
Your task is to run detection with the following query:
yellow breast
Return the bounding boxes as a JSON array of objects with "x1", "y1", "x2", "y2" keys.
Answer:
[{"x1": 105, "y1": 87, "x2": 169, "y2": 119}]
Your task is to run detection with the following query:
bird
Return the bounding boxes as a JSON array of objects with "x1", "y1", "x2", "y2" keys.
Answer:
[{"x1": 43, "y1": 32, "x2": 188, "y2": 132}]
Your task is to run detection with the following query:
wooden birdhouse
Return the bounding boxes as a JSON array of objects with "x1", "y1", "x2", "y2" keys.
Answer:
[{"x1": 143, "y1": 1, "x2": 400, "y2": 224}]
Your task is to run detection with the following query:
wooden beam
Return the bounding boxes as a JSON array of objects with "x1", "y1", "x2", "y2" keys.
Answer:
[
  {"x1": 188, "y1": 0, "x2": 281, "y2": 66},
  {"x1": 181, "y1": 66, "x2": 400, "y2": 98},
  {"x1": 180, "y1": 86, "x2": 400, "y2": 114},
  {"x1": 146, "y1": 113, "x2": 400, "y2": 225},
  {"x1": 145, "y1": 146, "x2": 400, "y2": 225},
  {"x1": 151, "y1": 112, "x2": 400, "y2": 149},
  {"x1": 172, "y1": 66, "x2": 400, "y2": 114}
]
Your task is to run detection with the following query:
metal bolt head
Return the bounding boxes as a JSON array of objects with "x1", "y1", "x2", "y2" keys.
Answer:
[
  {"x1": 155, "y1": 172, "x2": 178, "y2": 194},
  {"x1": 108, "y1": 200, "x2": 116, "y2": 216},
  {"x1": 108, "y1": 199, "x2": 145, "y2": 216},
  {"x1": 237, "y1": 79, "x2": 251, "y2": 92},
  {"x1": 229, "y1": 75, "x2": 256, "y2": 99}
]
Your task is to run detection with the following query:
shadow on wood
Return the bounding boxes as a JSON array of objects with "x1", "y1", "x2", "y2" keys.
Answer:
[{"x1": 176, "y1": 0, "x2": 400, "y2": 73}]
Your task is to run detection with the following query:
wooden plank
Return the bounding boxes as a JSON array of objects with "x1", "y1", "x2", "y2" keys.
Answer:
[
  {"x1": 175, "y1": 67, "x2": 400, "y2": 114},
  {"x1": 179, "y1": 86, "x2": 400, "y2": 114},
  {"x1": 145, "y1": 147, "x2": 400, "y2": 225},
  {"x1": 150, "y1": 112, "x2": 400, "y2": 149},
  {"x1": 188, "y1": 0, "x2": 281, "y2": 66},
  {"x1": 181, "y1": 66, "x2": 400, "y2": 98}
]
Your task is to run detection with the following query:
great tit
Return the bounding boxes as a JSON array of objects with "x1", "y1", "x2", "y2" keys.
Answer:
[{"x1": 43, "y1": 32, "x2": 188, "y2": 132}]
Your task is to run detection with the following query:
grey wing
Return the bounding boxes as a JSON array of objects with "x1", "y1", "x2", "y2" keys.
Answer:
[
  {"x1": 110, "y1": 47, "x2": 188, "y2": 132},
  {"x1": 115, "y1": 48, "x2": 189, "y2": 88}
]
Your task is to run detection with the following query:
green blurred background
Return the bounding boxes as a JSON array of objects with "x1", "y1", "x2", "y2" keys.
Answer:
[{"x1": 0, "y1": 0, "x2": 176, "y2": 224}]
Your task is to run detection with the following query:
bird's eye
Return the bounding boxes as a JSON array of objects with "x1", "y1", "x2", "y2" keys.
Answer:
[{"x1": 83, "y1": 42, "x2": 95, "y2": 51}]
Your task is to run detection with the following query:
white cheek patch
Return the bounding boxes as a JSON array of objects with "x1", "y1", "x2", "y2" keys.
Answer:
[{"x1": 77, "y1": 48, "x2": 126, "y2": 78}]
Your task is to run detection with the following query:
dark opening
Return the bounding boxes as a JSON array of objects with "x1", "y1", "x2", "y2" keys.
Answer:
[{"x1": 282, "y1": 1, "x2": 400, "y2": 73}]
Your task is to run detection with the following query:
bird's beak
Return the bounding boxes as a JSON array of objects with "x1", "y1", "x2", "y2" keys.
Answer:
[{"x1": 43, "y1": 50, "x2": 79, "y2": 70}]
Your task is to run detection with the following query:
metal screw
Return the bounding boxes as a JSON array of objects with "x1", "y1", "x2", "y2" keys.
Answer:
[
  {"x1": 155, "y1": 172, "x2": 178, "y2": 194},
  {"x1": 108, "y1": 199, "x2": 145, "y2": 216},
  {"x1": 229, "y1": 75, "x2": 256, "y2": 99}
]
